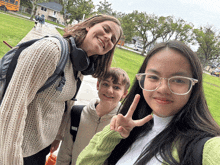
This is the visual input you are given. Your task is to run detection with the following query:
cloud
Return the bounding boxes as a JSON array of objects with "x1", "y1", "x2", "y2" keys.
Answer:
[{"x1": 179, "y1": 0, "x2": 220, "y2": 13}]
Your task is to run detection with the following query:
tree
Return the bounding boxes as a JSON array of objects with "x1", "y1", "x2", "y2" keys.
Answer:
[
  {"x1": 29, "y1": 0, "x2": 46, "y2": 21},
  {"x1": 129, "y1": 11, "x2": 170, "y2": 55},
  {"x1": 159, "y1": 17, "x2": 194, "y2": 44},
  {"x1": 193, "y1": 26, "x2": 220, "y2": 66},
  {"x1": 173, "y1": 18, "x2": 194, "y2": 43},
  {"x1": 20, "y1": 0, "x2": 32, "y2": 8},
  {"x1": 96, "y1": 0, "x2": 113, "y2": 15},
  {"x1": 60, "y1": 0, "x2": 95, "y2": 25},
  {"x1": 159, "y1": 16, "x2": 176, "y2": 42},
  {"x1": 119, "y1": 13, "x2": 136, "y2": 42},
  {"x1": 68, "y1": 0, "x2": 94, "y2": 23}
]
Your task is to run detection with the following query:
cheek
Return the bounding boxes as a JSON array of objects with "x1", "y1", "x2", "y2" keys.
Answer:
[
  {"x1": 142, "y1": 90, "x2": 151, "y2": 104},
  {"x1": 178, "y1": 94, "x2": 190, "y2": 108}
]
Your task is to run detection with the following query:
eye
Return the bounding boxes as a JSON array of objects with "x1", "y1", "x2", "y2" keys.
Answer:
[
  {"x1": 113, "y1": 86, "x2": 120, "y2": 90},
  {"x1": 170, "y1": 78, "x2": 186, "y2": 84},
  {"x1": 111, "y1": 36, "x2": 116, "y2": 44},
  {"x1": 146, "y1": 75, "x2": 159, "y2": 81},
  {"x1": 103, "y1": 26, "x2": 109, "y2": 33},
  {"x1": 102, "y1": 83, "x2": 109, "y2": 87}
]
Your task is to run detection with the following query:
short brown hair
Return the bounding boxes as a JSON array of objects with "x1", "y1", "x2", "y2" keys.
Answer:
[
  {"x1": 63, "y1": 15, "x2": 123, "y2": 78},
  {"x1": 98, "y1": 67, "x2": 130, "y2": 91}
]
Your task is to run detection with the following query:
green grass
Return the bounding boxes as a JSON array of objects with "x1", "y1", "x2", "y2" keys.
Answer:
[
  {"x1": 0, "y1": 13, "x2": 220, "y2": 125},
  {"x1": 46, "y1": 20, "x2": 65, "y2": 28},
  {"x1": 0, "y1": 12, "x2": 34, "y2": 57},
  {"x1": 56, "y1": 28, "x2": 64, "y2": 36},
  {"x1": 203, "y1": 74, "x2": 220, "y2": 125},
  {"x1": 112, "y1": 47, "x2": 145, "y2": 84}
]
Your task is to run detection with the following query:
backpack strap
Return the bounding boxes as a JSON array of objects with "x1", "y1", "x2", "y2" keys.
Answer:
[
  {"x1": 6, "y1": 38, "x2": 42, "y2": 86},
  {"x1": 4, "y1": 38, "x2": 44, "y2": 97},
  {"x1": 37, "y1": 35, "x2": 69, "y2": 93},
  {"x1": 5, "y1": 35, "x2": 69, "y2": 95},
  {"x1": 71, "y1": 70, "x2": 82, "y2": 101},
  {"x1": 192, "y1": 137, "x2": 212, "y2": 165},
  {"x1": 70, "y1": 105, "x2": 85, "y2": 142}
]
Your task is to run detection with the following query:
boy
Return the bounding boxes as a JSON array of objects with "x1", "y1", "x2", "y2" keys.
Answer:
[{"x1": 56, "y1": 67, "x2": 130, "y2": 165}]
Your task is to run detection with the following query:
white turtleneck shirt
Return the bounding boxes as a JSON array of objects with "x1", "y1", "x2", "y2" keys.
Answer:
[{"x1": 116, "y1": 114, "x2": 173, "y2": 165}]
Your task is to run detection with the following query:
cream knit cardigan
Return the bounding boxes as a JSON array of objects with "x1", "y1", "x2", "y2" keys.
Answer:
[{"x1": 0, "y1": 37, "x2": 82, "y2": 165}]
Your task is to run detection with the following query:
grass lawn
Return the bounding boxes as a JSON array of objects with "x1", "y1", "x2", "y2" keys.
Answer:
[
  {"x1": 56, "y1": 28, "x2": 64, "y2": 36},
  {"x1": 112, "y1": 47, "x2": 145, "y2": 84},
  {"x1": 0, "y1": 12, "x2": 34, "y2": 57},
  {"x1": 203, "y1": 74, "x2": 220, "y2": 125},
  {"x1": 0, "y1": 13, "x2": 219, "y2": 125}
]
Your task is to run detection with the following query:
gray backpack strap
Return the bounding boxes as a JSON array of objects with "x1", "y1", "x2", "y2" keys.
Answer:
[{"x1": 37, "y1": 35, "x2": 69, "y2": 93}]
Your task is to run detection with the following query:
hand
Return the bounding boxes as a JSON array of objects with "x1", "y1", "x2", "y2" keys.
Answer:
[
  {"x1": 110, "y1": 94, "x2": 153, "y2": 138},
  {"x1": 50, "y1": 139, "x2": 60, "y2": 153}
]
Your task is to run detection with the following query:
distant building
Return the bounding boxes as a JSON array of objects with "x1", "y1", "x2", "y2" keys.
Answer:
[{"x1": 36, "y1": 2, "x2": 65, "y2": 25}]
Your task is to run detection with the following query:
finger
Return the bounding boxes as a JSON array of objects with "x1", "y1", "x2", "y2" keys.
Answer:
[
  {"x1": 115, "y1": 114, "x2": 125, "y2": 130},
  {"x1": 134, "y1": 114, "x2": 153, "y2": 127},
  {"x1": 110, "y1": 116, "x2": 117, "y2": 130},
  {"x1": 125, "y1": 94, "x2": 140, "y2": 119},
  {"x1": 117, "y1": 126, "x2": 130, "y2": 138}
]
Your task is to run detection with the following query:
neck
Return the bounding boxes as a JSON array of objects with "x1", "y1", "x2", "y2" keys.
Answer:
[
  {"x1": 96, "y1": 101, "x2": 118, "y2": 117},
  {"x1": 153, "y1": 114, "x2": 173, "y2": 129}
]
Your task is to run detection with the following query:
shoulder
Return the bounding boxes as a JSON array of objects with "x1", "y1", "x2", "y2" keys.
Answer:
[
  {"x1": 86, "y1": 98, "x2": 100, "y2": 110},
  {"x1": 25, "y1": 37, "x2": 62, "y2": 50},
  {"x1": 29, "y1": 37, "x2": 62, "y2": 55},
  {"x1": 204, "y1": 136, "x2": 220, "y2": 149},
  {"x1": 42, "y1": 37, "x2": 62, "y2": 48},
  {"x1": 18, "y1": 37, "x2": 63, "y2": 66},
  {"x1": 203, "y1": 137, "x2": 220, "y2": 164}
]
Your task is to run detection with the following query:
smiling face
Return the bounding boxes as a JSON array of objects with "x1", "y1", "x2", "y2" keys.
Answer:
[
  {"x1": 143, "y1": 48, "x2": 193, "y2": 117},
  {"x1": 80, "y1": 21, "x2": 121, "y2": 57},
  {"x1": 97, "y1": 77, "x2": 128, "y2": 107}
]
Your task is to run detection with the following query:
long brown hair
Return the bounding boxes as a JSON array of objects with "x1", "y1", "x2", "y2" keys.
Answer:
[
  {"x1": 63, "y1": 15, "x2": 123, "y2": 78},
  {"x1": 108, "y1": 40, "x2": 220, "y2": 165}
]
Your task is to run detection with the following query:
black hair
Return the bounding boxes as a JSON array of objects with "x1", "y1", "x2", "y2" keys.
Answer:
[{"x1": 107, "y1": 40, "x2": 220, "y2": 165}]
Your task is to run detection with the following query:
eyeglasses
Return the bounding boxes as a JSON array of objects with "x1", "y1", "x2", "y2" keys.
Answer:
[{"x1": 136, "y1": 73, "x2": 198, "y2": 95}]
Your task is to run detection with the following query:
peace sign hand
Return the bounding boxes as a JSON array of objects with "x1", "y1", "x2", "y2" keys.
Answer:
[{"x1": 110, "y1": 94, "x2": 153, "y2": 138}]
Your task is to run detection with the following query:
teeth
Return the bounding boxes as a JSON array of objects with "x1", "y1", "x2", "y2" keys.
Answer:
[
  {"x1": 98, "y1": 38, "x2": 104, "y2": 48},
  {"x1": 104, "y1": 95, "x2": 113, "y2": 98}
]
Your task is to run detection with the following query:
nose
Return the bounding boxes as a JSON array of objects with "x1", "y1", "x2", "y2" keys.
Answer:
[
  {"x1": 156, "y1": 78, "x2": 171, "y2": 94},
  {"x1": 107, "y1": 86, "x2": 114, "y2": 94},
  {"x1": 104, "y1": 33, "x2": 112, "y2": 42}
]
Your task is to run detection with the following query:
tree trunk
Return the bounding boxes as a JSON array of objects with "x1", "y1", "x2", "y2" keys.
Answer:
[{"x1": 30, "y1": 2, "x2": 37, "y2": 21}]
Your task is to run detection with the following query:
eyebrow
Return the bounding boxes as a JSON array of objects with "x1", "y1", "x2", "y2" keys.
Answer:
[
  {"x1": 103, "y1": 79, "x2": 122, "y2": 85},
  {"x1": 146, "y1": 69, "x2": 190, "y2": 77}
]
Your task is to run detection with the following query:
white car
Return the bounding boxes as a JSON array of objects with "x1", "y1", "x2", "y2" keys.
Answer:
[{"x1": 134, "y1": 45, "x2": 146, "y2": 53}]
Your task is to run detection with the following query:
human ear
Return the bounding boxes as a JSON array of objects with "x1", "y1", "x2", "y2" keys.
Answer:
[
  {"x1": 121, "y1": 90, "x2": 128, "y2": 100},
  {"x1": 86, "y1": 27, "x2": 90, "y2": 32},
  {"x1": 97, "y1": 81, "x2": 100, "y2": 90}
]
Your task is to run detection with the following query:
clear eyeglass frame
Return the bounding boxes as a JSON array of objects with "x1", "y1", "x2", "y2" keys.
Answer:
[{"x1": 136, "y1": 73, "x2": 198, "y2": 95}]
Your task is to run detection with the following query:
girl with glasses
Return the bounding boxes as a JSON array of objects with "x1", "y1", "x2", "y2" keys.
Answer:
[{"x1": 76, "y1": 40, "x2": 220, "y2": 165}]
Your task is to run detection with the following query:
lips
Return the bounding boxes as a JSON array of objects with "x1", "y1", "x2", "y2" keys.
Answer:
[
  {"x1": 97, "y1": 38, "x2": 105, "y2": 48},
  {"x1": 154, "y1": 97, "x2": 173, "y2": 104},
  {"x1": 104, "y1": 94, "x2": 113, "y2": 99}
]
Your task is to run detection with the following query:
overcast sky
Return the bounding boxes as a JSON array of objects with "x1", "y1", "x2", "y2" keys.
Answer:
[{"x1": 93, "y1": 0, "x2": 220, "y2": 30}]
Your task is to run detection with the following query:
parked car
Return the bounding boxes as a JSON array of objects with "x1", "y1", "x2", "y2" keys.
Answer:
[
  {"x1": 134, "y1": 45, "x2": 146, "y2": 53},
  {"x1": 211, "y1": 68, "x2": 220, "y2": 77}
]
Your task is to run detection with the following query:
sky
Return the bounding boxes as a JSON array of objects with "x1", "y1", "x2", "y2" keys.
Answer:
[{"x1": 92, "y1": 0, "x2": 220, "y2": 30}]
